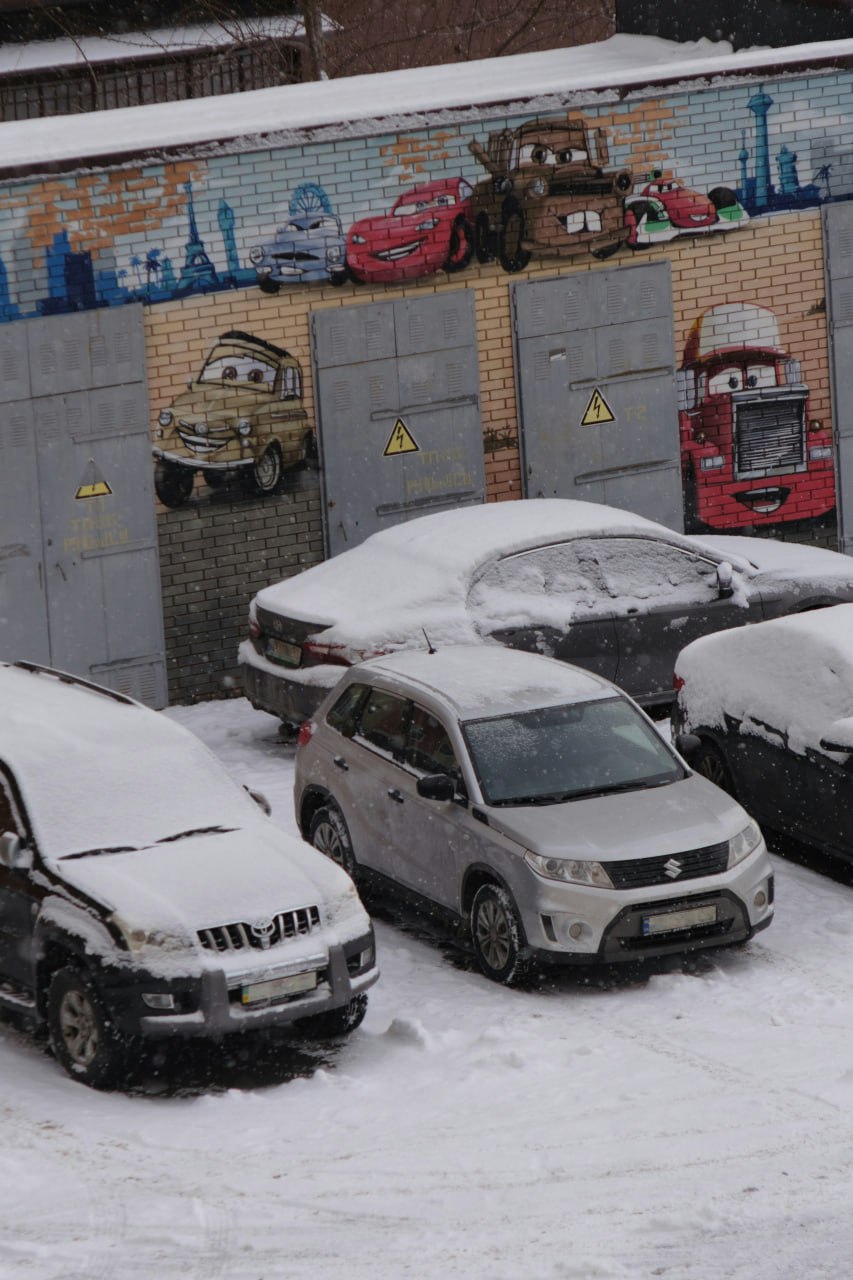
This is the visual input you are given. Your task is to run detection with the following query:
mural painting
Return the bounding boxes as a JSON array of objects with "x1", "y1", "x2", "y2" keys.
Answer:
[
  {"x1": 677, "y1": 303, "x2": 835, "y2": 532},
  {"x1": 152, "y1": 330, "x2": 313, "y2": 508},
  {"x1": 345, "y1": 176, "x2": 474, "y2": 283},
  {"x1": 250, "y1": 183, "x2": 347, "y2": 290},
  {"x1": 624, "y1": 170, "x2": 749, "y2": 249}
]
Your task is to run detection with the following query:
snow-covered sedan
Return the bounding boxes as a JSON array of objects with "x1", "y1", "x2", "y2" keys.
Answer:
[
  {"x1": 672, "y1": 604, "x2": 853, "y2": 862},
  {"x1": 0, "y1": 662, "x2": 378, "y2": 1088},
  {"x1": 296, "y1": 646, "x2": 774, "y2": 983},
  {"x1": 239, "y1": 497, "x2": 853, "y2": 734}
]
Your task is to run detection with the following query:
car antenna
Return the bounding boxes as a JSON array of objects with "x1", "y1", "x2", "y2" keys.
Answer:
[{"x1": 422, "y1": 628, "x2": 437, "y2": 655}]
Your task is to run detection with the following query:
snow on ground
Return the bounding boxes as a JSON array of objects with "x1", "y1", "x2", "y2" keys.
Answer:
[{"x1": 4, "y1": 695, "x2": 853, "y2": 1278}]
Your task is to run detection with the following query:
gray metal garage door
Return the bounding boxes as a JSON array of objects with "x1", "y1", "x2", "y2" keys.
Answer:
[
  {"x1": 312, "y1": 291, "x2": 484, "y2": 556},
  {"x1": 511, "y1": 261, "x2": 683, "y2": 530},
  {"x1": 0, "y1": 306, "x2": 167, "y2": 707},
  {"x1": 824, "y1": 202, "x2": 853, "y2": 555}
]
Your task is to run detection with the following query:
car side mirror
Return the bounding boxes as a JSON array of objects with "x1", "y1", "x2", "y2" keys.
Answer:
[
  {"x1": 675, "y1": 733, "x2": 702, "y2": 763},
  {"x1": 716, "y1": 561, "x2": 734, "y2": 599},
  {"x1": 243, "y1": 786, "x2": 272, "y2": 816},
  {"x1": 0, "y1": 831, "x2": 33, "y2": 871},
  {"x1": 417, "y1": 774, "x2": 456, "y2": 802},
  {"x1": 819, "y1": 717, "x2": 853, "y2": 754}
]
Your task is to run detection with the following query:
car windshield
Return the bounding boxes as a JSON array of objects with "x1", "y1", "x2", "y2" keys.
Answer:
[
  {"x1": 462, "y1": 697, "x2": 683, "y2": 806},
  {"x1": 198, "y1": 354, "x2": 277, "y2": 391}
]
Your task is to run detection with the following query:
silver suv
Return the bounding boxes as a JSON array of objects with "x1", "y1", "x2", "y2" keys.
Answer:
[{"x1": 294, "y1": 646, "x2": 774, "y2": 984}]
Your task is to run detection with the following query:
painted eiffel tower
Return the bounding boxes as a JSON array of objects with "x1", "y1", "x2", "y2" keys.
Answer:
[{"x1": 177, "y1": 181, "x2": 218, "y2": 292}]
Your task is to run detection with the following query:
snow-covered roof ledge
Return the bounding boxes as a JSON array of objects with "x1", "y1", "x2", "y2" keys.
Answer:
[
  {"x1": 1, "y1": 32, "x2": 853, "y2": 181},
  {"x1": 0, "y1": 18, "x2": 319, "y2": 76}
]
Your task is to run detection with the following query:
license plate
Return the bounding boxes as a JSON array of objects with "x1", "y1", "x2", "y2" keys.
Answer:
[
  {"x1": 241, "y1": 970, "x2": 317, "y2": 1006},
  {"x1": 642, "y1": 904, "x2": 717, "y2": 936},
  {"x1": 266, "y1": 637, "x2": 302, "y2": 667}
]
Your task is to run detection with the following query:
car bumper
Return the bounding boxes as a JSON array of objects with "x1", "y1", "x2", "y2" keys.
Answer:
[
  {"x1": 153, "y1": 446, "x2": 254, "y2": 472},
  {"x1": 102, "y1": 931, "x2": 378, "y2": 1039},
  {"x1": 239, "y1": 640, "x2": 345, "y2": 727},
  {"x1": 516, "y1": 847, "x2": 774, "y2": 964}
]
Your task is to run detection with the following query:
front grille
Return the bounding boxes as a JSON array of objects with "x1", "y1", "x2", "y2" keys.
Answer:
[
  {"x1": 198, "y1": 905, "x2": 320, "y2": 953},
  {"x1": 549, "y1": 177, "x2": 615, "y2": 197},
  {"x1": 734, "y1": 395, "x2": 806, "y2": 478},
  {"x1": 603, "y1": 841, "x2": 729, "y2": 889}
]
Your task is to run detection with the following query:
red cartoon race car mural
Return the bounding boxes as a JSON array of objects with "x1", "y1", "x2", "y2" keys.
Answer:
[
  {"x1": 626, "y1": 171, "x2": 749, "y2": 249},
  {"x1": 345, "y1": 177, "x2": 474, "y2": 283},
  {"x1": 678, "y1": 303, "x2": 835, "y2": 531}
]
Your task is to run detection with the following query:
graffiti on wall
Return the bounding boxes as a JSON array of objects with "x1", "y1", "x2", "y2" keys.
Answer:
[
  {"x1": 152, "y1": 330, "x2": 313, "y2": 508},
  {"x1": 678, "y1": 303, "x2": 835, "y2": 532}
]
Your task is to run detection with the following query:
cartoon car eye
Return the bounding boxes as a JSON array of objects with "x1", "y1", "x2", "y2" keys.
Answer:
[
  {"x1": 557, "y1": 148, "x2": 588, "y2": 163},
  {"x1": 519, "y1": 143, "x2": 556, "y2": 165},
  {"x1": 745, "y1": 364, "x2": 777, "y2": 389},
  {"x1": 222, "y1": 366, "x2": 237, "y2": 381},
  {"x1": 248, "y1": 368, "x2": 265, "y2": 384},
  {"x1": 708, "y1": 367, "x2": 744, "y2": 395}
]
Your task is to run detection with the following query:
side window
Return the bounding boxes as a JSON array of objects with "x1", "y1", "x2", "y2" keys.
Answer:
[
  {"x1": 356, "y1": 689, "x2": 411, "y2": 758},
  {"x1": 405, "y1": 705, "x2": 460, "y2": 778},
  {"x1": 280, "y1": 366, "x2": 302, "y2": 401},
  {"x1": 326, "y1": 682, "x2": 369, "y2": 737},
  {"x1": 468, "y1": 541, "x2": 609, "y2": 627},
  {"x1": 0, "y1": 772, "x2": 22, "y2": 836},
  {"x1": 589, "y1": 538, "x2": 720, "y2": 604}
]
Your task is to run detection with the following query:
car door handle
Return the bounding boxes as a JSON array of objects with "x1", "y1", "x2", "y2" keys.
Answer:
[
  {"x1": 387, "y1": 789, "x2": 405, "y2": 804},
  {"x1": 333, "y1": 756, "x2": 349, "y2": 771}
]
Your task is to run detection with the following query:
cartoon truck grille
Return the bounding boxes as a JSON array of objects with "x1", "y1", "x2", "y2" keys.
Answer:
[{"x1": 733, "y1": 389, "x2": 807, "y2": 479}]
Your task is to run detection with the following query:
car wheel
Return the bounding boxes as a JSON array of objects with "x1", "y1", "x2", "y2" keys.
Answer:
[
  {"x1": 309, "y1": 804, "x2": 358, "y2": 878},
  {"x1": 243, "y1": 442, "x2": 283, "y2": 496},
  {"x1": 202, "y1": 469, "x2": 227, "y2": 490},
  {"x1": 591, "y1": 238, "x2": 622, "y2": 261},
  {"x1": 47, "y1": 966, "x2": 127, "y2": 1089},
  {"x1": 625, "y1": 200, "x2": 652, "y2": 249},
  {"x1": 258, "y1": 277, "x2": 281, "y2": 294},
  {"x1": 295, "y1": 994, "x2": 368, "y2": 1039},
  {"x1": 498, "y1": 198, "x2": 531, "y2": 273},
  {"x1": 470, "y1": 884, "x2": 533, "y2": 985},
  {"x1": 693, "y1": 741, "x2": 736, "y2": 797},
  {"x1": 154, "y1": 459, "x2": 194, "y2": 508},
  {"x1": 708, "y1": 185, "x2": 739, "y2": 210},
  {"x1": 443, "y1": 216, "x2": 474, "y2": 272},
  {"x1": 474, "y1": 212, "x2": 495, "y2": 264}
]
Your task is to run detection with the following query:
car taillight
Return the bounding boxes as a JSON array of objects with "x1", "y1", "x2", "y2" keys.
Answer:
[
  {"x1": 248, "y1": 615, "x2": 261, "y2": 641},
  {"x1": 297, "y1": 720, "x2": 316, "y2": 747},
  {"x1": 301, "y1": 641, "x2": 352, "y2": 667},
  {"x1": 672, "y1": 674, "x2": 685, "y2": 693}
]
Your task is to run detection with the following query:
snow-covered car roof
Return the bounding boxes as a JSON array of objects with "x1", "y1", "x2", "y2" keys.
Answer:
[
  {"x1": 674, "y1": 604, "x2": 853, "y2": 756},
  {"x1": 0, "y1": 664, "x2": 263, "y2": 862},
  {"x1": 354, "y1": 644, "x2": 615, "y2": 721},
  {"x1": 256, "y1": 497, "x2": 711, "y2": 627}
]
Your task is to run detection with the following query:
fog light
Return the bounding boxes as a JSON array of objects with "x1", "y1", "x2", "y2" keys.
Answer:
[
  {"x1": 754, "y1": 890, "x2": 767, "y2": 909},
  {"x1": 568, "y1": 922, "x2": 584, "y2": 940},
  {"x1": 142, "y1": 992, "x2": 176, "y2": 1010},
  {"x1": 359, "y1": 943, "x2": 375, "y2": 970}
]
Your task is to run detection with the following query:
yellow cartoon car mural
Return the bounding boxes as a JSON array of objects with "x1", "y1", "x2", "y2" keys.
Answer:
[{"x1": 153, "y1": 330, "x2": 312, "y2": 507}]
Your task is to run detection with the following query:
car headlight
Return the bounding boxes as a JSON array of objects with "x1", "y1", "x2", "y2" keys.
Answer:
[
  {"x1": 416, "y1": 218, "x2": 440, "y2": 231},
  {"x1": 524, "y1": 851, "x2": 614, "y2": 888},
  {"x1": 158, "y1": 409, "x2": 173, "y2": 427},
  {"x1": 249, "y1": 245, "x2": 266, "y2": 265},
  {"x1": 728, "y1": 820, "x2": 762, "y2": 868},
  {"x1": 111, "y1": 915, "x2": 193, "y2": 953},
  {"x1": 237, "y1": 420, "x2": 252, "y2": 437},
  {"x1": 326, "y1": 245, "x2": 342, "y2": 263},
  {"x1": 351, "y1": 233, "x2": 366, "y2": 245},
  {"x1": 529, "y1": 178, "x2": 546, "y2": 196}
]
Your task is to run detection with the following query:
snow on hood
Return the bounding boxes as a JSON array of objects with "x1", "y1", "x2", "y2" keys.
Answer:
[
  {"x1": 57, "y1": 822, "x2": 360, "y2": 936},
  {"x1": 675, "y1": 603, "x2": 853, "y2": 756},
  {"x1": 695, "y1": 534, "x2": 853, "y2": 582},
  {"x1": 485, "y1": 771, "x2": 750, "y2": 861},
  {"x1": 254, "y1": 498, "x2": 684, "y2": 650}
]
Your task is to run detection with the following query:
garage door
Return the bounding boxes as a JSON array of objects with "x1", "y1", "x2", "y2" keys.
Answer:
[
  {"x1": 312, "y1": 290, "x2": 484, "y2": 556},
  {"x1": 0, "y1": 306, "x2": 167, "y2": 707},
  {"x1": 511, "y1": 261, "x2": 683, "y2": 530}
]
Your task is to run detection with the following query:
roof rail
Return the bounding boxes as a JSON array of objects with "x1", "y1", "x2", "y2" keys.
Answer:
[{"x1": 13, "y1": 661, "x2": 137, "y2": 706}]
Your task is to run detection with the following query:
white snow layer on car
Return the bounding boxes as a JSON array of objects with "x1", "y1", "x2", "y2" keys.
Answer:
[{"x1": 675, "y1": 603, "x2": 853, "y2": 757}]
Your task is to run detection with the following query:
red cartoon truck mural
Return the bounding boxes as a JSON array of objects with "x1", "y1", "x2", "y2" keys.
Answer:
[{"x1": 677, "y1": 303, "x2": 835, "y2": 531}]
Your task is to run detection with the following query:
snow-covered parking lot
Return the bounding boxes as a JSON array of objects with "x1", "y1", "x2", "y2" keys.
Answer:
[{"x1": 5, "y1": 696, "x2": 853, "y2": 1280}]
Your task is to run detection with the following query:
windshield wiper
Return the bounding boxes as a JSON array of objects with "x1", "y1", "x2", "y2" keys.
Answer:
[
  {"x1": 155, "y1": 825, "x2": 235, "y2": 844},
  {"x1": 492, "y1": 778, "x2": 674, "y2": 806},
  {"x1": 61, "y1": 844, "x2": 140, "y2": 861}
]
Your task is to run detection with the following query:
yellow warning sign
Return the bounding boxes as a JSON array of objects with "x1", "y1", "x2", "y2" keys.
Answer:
[
  {"x1": 75, "y1": 459, "x2": 113, "y2": 500},
  {"x1": 580, "y1": 388, "x2": 616, "y2": 426},
  {"x1": 383, "y1": 418, "x2": 419, "y2": 456}
]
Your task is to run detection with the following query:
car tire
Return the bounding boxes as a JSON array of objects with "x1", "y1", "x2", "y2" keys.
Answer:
[
  {"x1": 295, "y1": 994, "x2": 368, "y2": 1039},
  {"x1": 309, "y1": 804, "x2": 358, "y2": 878},
  {"x1": 625, "y1": 200, "x2": 653, "y2": 249},
  {"x1": 258, "y1": 277, "x2": 281, "y2": 294},
  {"x1": 202, "y1": 469, "x2": 228, "y2": 490},
  {"x1": 443, "y1": 216, "x2": 474, "y2": 272},
  {"x1": 693, "y1": 741, "x2": 736, "y2": 797},
  {"x1": 242, "y1": 442, "x2": 283, "y2": 496},
  {"x1": 708, "y1": 185, "x2": 739, "y2": 211},
  {"x1": 47, "y1": 966, "x2": 128, "y2": 1089},
  {"x1": 154, "y1": 459, "x2": 195, "y2": 508},
  {"x1": 498, "y1": 198, "x2": 531, "y2": 273},
  {"x1": 474, "y1": 212, "x2": 495, "y2": 264},
  {"x1": 470, "y1": 884, "x2": 533, "y2": 985}
]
